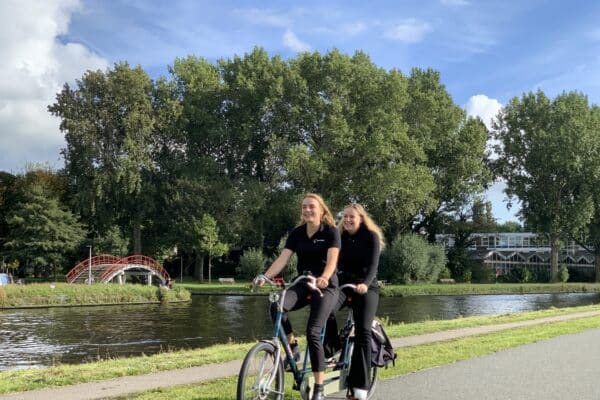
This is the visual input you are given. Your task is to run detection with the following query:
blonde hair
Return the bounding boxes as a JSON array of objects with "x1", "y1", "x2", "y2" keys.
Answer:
[
  {"x1": 300, "y1": 193, "x2": 337, "y2": 226},
  {"x1": 339, "y1": 203, "x2": 386, "y2": 249}
]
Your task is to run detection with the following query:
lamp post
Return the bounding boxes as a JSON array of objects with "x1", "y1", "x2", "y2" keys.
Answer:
[
  {"x1": 175, "y1": 246, "x2": 183, "y2": 284},
  {"x1": 87, "y1": 245, "x2": 92, "y2": 285}
]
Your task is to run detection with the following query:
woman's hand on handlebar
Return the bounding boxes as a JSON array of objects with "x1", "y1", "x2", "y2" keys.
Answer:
[
  {"x1": 355, "y1": 283, "x2": 368, "y2": 294},
  {"x1": 316, "y1": 276, "x2": 329, "y2": 289},
  {"x1": 253, "y1": 274, "x2": 269, "y2": 288}
]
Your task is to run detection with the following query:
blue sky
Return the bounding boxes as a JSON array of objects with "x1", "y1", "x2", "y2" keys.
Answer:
[{"x1": 2, "y1": 0, "x2": 600, "y2": 222}]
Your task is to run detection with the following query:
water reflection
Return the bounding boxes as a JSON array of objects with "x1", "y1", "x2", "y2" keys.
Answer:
[{"x1": 1, "y1": 292, "x2": 599, "y2": 371}]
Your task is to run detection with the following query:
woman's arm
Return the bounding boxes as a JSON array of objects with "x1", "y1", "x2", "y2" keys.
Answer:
[
  {"x1": 263, "y1": 248, "x2": 293, "y2": 279},
  {"x1": 317, "y1": 247, "x2": 339, "y2": 288},
  {"x1": 362, "y1": 232, "x2": 381, "y2": 287}
]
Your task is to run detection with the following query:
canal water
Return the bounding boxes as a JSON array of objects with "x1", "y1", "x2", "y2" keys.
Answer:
[{"x1": 1, "y1": 292, "x2": 599, "y2": 371}]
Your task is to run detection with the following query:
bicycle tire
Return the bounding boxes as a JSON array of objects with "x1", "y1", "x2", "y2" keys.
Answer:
[
  {"x1": 237, "y1": 341, "x2": 284, "y2": 400},
  {"x1": 366, "y1": 365, "x2": 378, "y2": 399}
]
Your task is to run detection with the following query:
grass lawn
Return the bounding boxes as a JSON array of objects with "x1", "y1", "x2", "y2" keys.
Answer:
[
  {"x1": 0, "y1": 283, "x2": 191, "y2": 308},
  {"x1": 180, "y1": 280, "x2": 600, "y2": 297}
]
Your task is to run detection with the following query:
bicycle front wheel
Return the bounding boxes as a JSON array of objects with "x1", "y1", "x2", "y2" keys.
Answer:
[{"x1": 237, "y1": 341, "x2": 284, "y2": 400}]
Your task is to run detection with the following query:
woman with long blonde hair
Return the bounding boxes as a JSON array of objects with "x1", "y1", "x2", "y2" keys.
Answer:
[
  {"x1": 256, "y1": 193, "x2": 340, "y2": 400},
  {"x1": 331, "y1": 203, "x2": 384, "y2": 400}
]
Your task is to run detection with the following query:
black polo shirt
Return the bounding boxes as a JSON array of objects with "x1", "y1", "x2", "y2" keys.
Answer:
[
  {"x1": 338, "y1": 225, "x2": 381, "y2": 289},
  {"x1": 285, "y1": 223, "x2": 341, "y2": 283}
]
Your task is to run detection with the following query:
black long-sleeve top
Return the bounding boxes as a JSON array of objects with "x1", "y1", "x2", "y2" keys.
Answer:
[{"x1": 337, "y1": 224, "x2": 381, "y2": 289}]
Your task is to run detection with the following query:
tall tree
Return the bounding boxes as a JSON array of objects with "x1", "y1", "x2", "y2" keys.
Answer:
[
  {"x1": 195, "y1": 214, "x2": 229, "y2": 284},
  {"x1": 284, "y1": 50, "x2": 436, "y2": 238},
  {"x1": 494, "y1": 91, "x2": 596, "y2": 282},
  {"x1": 404, "y1": 69, "x2": 491, "y2": 240},
  {"x1": 49, "y1": 63, "x2": 161, "y2": 254},
  {"x1": 2, "y1": 185, "x2": 86, "y2": 278}
]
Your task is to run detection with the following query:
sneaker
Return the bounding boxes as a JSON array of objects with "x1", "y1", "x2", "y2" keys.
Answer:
[
  {"x1": 353, "y1": 388, "x2": 367, "y2": 400},
  {"x1": 312, "y1": 383, "x2": 325, "y2": 400}
]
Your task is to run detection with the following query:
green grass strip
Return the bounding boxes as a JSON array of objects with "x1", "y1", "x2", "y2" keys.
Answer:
[
  {"x1": 0, "y1": 283, "x2": 191, "y2": 307},
  {"x1": 114, "y1": 314, "x2": 600, "y2": 400},
  {"x1": 181, "y1": 281, "x2": 600, "y2": 296}
]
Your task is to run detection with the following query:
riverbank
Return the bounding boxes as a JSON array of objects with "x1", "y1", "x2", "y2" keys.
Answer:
[
  {"x1": 181, "y1": 281, "x2": 600, "y2": 296},
  {"x1": 0, "y1": 283, "x2": 191, "y2": 308},
  {"x1": 4, "y1": 309, "x2": 600, "y2": 400},
  {"x1": 2, "y1": 303, "x2": 600, "y2": 395}
]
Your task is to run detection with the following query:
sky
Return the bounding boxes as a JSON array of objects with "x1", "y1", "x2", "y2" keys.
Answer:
[{"x1": 2, "y1": 0, "x2": 600, "y2": 223}]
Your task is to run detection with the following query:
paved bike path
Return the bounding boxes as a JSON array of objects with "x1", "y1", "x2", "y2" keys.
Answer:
[
  {"x1": 352, "y1": 327, "x2": 600, "y2": 400},
  {"x1": 2, "y1": 310, "x2": 600, "y2": 400}
]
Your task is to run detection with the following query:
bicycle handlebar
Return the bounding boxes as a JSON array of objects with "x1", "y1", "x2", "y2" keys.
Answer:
[
  {"x1": 339, "y1": 283, "x2": 358, "y2": 291},
  {"x1": 252, "y1": 274, "x2": 324, "y2": 297}
]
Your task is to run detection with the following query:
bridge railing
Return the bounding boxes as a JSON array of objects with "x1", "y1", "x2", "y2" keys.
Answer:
[
  {"x1": 99, "y1": 255, "x2": 171, "y2": 283},
  {"x1": 65, "y1": 254, "x2": 120, "y2": 283}
]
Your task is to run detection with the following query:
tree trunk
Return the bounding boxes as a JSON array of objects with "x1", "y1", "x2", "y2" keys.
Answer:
[
  {"x1": 133, "y1": 220, "x2": 142, "y2": 254},
  {"x1": 595, "y1": 248, "x2": 600, "y2": 283},
  {"x1": 194, "y1": 252, "x2": 204, "y2": 283},
  {"x1": 207, "y1": 253, "x2": 212, "y2": 284},
  {"x1": 550, "y1": 234, "x2": 560, "y2": 283}
]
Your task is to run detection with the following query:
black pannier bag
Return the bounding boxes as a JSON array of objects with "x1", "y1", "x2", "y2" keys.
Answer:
[{"x1": 371, "y1": 320, "x2": 396, "y2": 367}]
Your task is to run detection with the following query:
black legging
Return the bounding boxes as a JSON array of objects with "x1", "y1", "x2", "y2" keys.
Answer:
[
  {"x1": 327, "y1": 288, "x2": 379, "y2": 390},
  {"x1": 270, "y1": 284, "x2": 339, "y2": 372}
]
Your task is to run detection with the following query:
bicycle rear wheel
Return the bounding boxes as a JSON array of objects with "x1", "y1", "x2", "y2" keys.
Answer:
[
  {"x1": 366, "y1": 366, "x2": 378, "y2": 399},
  {"x1": 237, "y1": 341, "x2": 284, "y2": 400}
]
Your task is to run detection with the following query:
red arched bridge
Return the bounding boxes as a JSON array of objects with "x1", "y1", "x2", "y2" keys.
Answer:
[{"x1": 66, "y1": 254, "x2": 171, "y2": 285}]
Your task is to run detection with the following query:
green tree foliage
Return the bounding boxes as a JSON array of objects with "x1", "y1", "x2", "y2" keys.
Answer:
[
  {"x1": 494, "y1": 91, "x2": 597, "y2": 282},
  {"x1": 405, "y1": 69, "x2": 492, "y2": 240},
  {"x1": 2, "y1": 185, "x2": 86, "y2": 278},
  {"x1": 284, "y1": 51, "x2": 436, "y2": 237},
  {"x1": 49, "y1": 62, "x2": 168, "y2": 254},
  {"x1": 195, "y1": 214, "x2": 229, "y2": 283},
  {"x1": 495, "y1": 221, "x2": 523, "y2": 232},
  {"x1": 236, "y1": 248, "x2": 267, "y2": 280},
  {"x1": 94, "y1": 225, "x2": 130, "y2": 256},
  {"x1": 43, "y1": 49, "x2": 493, "y2": 271},
  {"x1": 379, "y1": 233, "x2": 447, "y2": 284}
]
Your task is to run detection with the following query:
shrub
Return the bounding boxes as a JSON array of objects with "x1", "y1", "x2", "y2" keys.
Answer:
[
  {"x1": 471, "y1": 262, "x2": 495, "y2": 283},
  {"x1": 236, "y1": 248, "x2": 267, "y2": 280},
  {"x1": 507, "y1": 265, "x2": 532, "y2": 283},
  {"x1": 558, "y1": 264, "x2": 569, "y2": 283},
  {"x1": 438, "y1": 267, "x2": 452, "y2": 280},
  {"x1": 379, "y1": 233, "x2": 447, "y2": 284}
]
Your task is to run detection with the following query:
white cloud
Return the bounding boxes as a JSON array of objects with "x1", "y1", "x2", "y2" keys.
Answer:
[
  {"x1": 465, "y1": 94, "x2": 502, "y2": 130},
  {"x1": 340, "y1": 22, "x2": 367, "y2": 36},
  {"x1": 384, "y1": 19, "x2": 432, "y2": 43},
  {"x1": 232, "y1": 8, "x2": 292, "y2": 28},
  {"x1": 283, "y1": 30, "x2": 311, "y2": 52},
  {"x1": 0, "y1": 0, "x2": 108, "y2": 172},
  {"x1": 440, "y1": 0, "x2": 470, "y2": 6}
]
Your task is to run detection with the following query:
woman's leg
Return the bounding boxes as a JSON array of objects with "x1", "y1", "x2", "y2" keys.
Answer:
[
  {"x1": 324, "y1": 290, "x2": 347, "y2": 358},
  {"x1": 269, "y1": 285, "x2": 309, "y2": 341},
  {"x1": 306, "y1": 287, "x2": 339, "y2": 383},
  {"x1": 347, "y1": 289, "x2": 379, "y2": 391}
]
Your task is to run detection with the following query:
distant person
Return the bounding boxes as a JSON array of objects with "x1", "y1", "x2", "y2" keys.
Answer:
[
  {"x1": 329, "y1": 204, "x2": 384, "y2": 400},
  {"x1": 255, "y1": 193, "x2": 340, "y2": 400}
]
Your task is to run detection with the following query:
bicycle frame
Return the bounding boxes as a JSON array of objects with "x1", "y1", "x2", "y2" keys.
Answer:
[
  {"x1": 267, "y1": 276, "x2": 320, "y2": 389},
  {"x1": 252, "y1": 277, "x2": 359, "y2": 397}
]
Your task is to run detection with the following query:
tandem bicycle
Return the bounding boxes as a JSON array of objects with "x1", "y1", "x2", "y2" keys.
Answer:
[{"x1": 236, "y1": 274, "x2": 378, "y2": 400}]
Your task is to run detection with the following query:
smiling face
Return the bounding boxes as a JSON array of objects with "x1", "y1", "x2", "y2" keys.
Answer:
[
  {"x1": 342, "y1": 207, "x2": 362, "y2": 234},
  {"x1": 301, "y1": 196, "x2": 323, "y2": 225}
]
